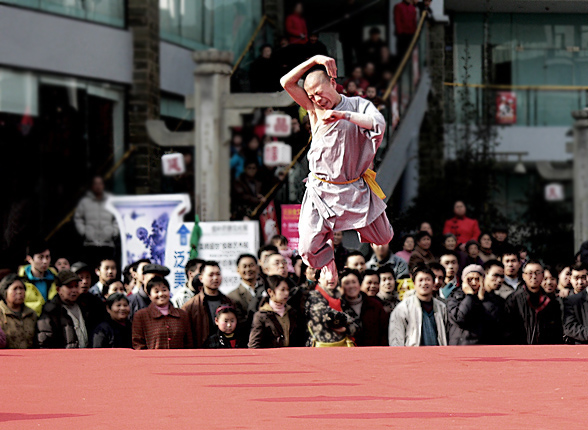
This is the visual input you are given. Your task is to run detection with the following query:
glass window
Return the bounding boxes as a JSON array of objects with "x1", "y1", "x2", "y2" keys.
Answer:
[
  {"x1": 159, "y1": 0, "x2": 262, "y2": 58},
  {"x1": 453, "y1": 13, "x2": 588, "y2": 126},
  {"x1": 0, "y1": 0, "x2": 125, "y2": 27},
  {"x1": 0, "y1": 67, "x2": 125, "y2": 254}
]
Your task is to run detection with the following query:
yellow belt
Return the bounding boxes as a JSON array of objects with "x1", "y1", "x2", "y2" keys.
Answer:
[{"x1": 313, "y1": 168, "x2": 386, "y2": 199}]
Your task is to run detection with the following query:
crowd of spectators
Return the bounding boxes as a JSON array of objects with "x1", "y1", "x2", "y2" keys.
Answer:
[{"x1": 2, "y1": 197, "x2": 588, "y2": 350}]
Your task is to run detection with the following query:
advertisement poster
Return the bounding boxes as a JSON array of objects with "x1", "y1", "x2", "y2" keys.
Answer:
[
  {"x1": 259, "y1": 201, "x2": 279, "y2": 244},
  {"x1": 280, "y1": 204, "x2": 301, "y2": 250},
  {"x1": 496, "y1": 92, "x2": 517, "y2": 124},
  {"x1": 166, "y1": 221, "x2": 260, "y2": 295},
  {"x1": 106, "y1": 194, "x2": 191, "y2": 274}
]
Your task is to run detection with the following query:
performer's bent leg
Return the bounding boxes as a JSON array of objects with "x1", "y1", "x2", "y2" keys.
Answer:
[
  {"x1": 356, "y1": 211, "x2": 394, "y2": 245},
  {"x1": 298, "y1": 205, "x2": 335, "y2": 270}
]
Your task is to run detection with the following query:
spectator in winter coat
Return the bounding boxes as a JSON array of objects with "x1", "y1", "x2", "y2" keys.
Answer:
[
  {"x1": 478, "y1": 233, "x2": 497, "y2": 263},
  {"x1": 563, "y1": 265, "x2": 588, "y2": 344},
  {"x1": 171, "y1": 258, "x2": 204, "y2": 309},
  {"x1": 19, "y1": 240, "x2": 58, "y2": 316},
  {"x1": 132, "y1": 277, "x2": 192, "y2": 350},
  {"x1": 360, "y1": 27, "x2": 387, "y2": 66},
  {"x1": 345, "y1": 251, "x2": 367, "y2": 274},
  {"x1": 439, "y1": 251, "x2": 459, "y2": 299},
  {"x1": 182, "y1": 262, "x2": 233, "y2": 348},
  {"x1": 74, "y1": 176, "x2": 119, "y2": 268},
  {"x1": 556, "y1": 264, "x2": 572, "y2": 298},
  {"x1": 395, "y1": 235, "x2": 415, "y2": 264},
  {"x1": 376, "y1": 265, "x2": 399, "y2": 316},
  {"x1": 249, "y1": 44, "x2": 281, "y2": 93},
  {"x1": 443, "y1": 201, "x2": 481, "y2": 248},
  {"x1": 231, "y1": 160, "x2": 265, "y2": 219},
  {"x1": 367, "y1": 243, "x2": 409, "y2": 279},
  {"x1": 306, "y1": 269, "x2": 359, "y2": 347},
  {"x1": 0, "y1": 274, "x2": 38, "y2": 349},
  {"x1": 504, "y1": 260, "x2": 563, "y2": 345},
  {"x1": 249, "y1": 276, "x2": 298, "y2": 348},
  {"x1": 394, "y1": 0, "x2": 417, "y2": 58},
  {"x1": 447, "y1": 265, "x2": 488, "y2": 345},
  {"x1": 205, "y1": 306, "x2": 247, "y2": 348},
  {"x1": 338, "y1": 269, "x2": 388, "y2": 346},
  {"x1": 389, "y1": 265, "x2": 447, "y2": 346},
  {"x1": 285, "y1": 2, "x2": 308, "y2": 44},
  {"x1": 71, "y1": 261, "x2": 107, "y2": 336},
  {"x1": 128, "y1": 264, "x2": 170, "y2": 321},
  {"x1": 89, "y1": 258, "x2": 117, "y2": 298},
  {"x1": 360, "y1": 270, "x2": 380, "y2": 297},
  {"x1": 409, "y1": 231, "x2": 437, "y2": 271},
  {"x1": 496, "y1": 248, "x2": 523, "y2": 299},
  {"x1": 37, "y1": 270, "x2": 89, "y2": 349},
  {"x1": 569, "y1": 262, "x2": 588, "y2": 295},
  {"x1": 227, "y1": 254, "x2": 261, "y2": 336},
  {"x1": 92, "y1": 293, "x2": 132, "y2": 348},
  {"x1": 479, "y1": 260, "x2": 507, "y2": 345},
  {"x1": 343, "y1": 66, "x2": 370, "y2": 93}
]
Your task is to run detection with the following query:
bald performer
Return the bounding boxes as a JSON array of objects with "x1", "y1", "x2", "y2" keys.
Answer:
[{"x1": 280, "y1": 55, "x2": 394, "y2": 282}]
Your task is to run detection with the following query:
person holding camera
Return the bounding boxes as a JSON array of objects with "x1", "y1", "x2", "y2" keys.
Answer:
[{"x1": 305, "y1": 268, "x2": 359, "y2": 347}]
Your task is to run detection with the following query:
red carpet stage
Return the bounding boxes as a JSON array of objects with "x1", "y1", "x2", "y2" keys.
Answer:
[{"x1": 1, "y1": 346, "x2": 587, "y2": 429}]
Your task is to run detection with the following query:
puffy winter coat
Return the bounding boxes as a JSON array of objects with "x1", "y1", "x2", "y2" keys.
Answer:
[
  {"x1": 37, "y1": 296, "x2": 87, "y2": 348},
  {"x1": 74, "y1": 191, "x2": 119, "y2": 247},
  {"x1": 443, "y1": 216, "x2": 481, "y2": 245},
  {"x1": 0, "y1": 301, "x2": 37, "y2": 349},
  {"x1": 504, "y1": 286, "x2": 563, "y2": 345}
]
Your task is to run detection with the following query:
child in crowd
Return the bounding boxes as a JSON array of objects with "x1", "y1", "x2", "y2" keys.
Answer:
[
  {"x1": 271, "y1": 235, "x2": 296, "y2": 275},
  {"x1": 249, "y1": 275, "x2": 298, "y2": 348},
  {"x1": 204, "y1": 306, "x2": 247, "y2": 348}
]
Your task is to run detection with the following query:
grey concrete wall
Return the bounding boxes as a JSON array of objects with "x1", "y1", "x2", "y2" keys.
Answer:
[
  {"x1": 160, "y1": 42, "x2": 194, "y2": 96},
  {"x1": 0, "y1": 5, "x2": 132, "y2": 84}
]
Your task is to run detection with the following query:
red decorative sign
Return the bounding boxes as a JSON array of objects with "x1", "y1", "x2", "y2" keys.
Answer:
[
  {"x1": 280, "y1": 204, "x2": 301, "y2": 250},
  {"x1": 496, "y1": 92, "x2": 517, "y2": 125}
]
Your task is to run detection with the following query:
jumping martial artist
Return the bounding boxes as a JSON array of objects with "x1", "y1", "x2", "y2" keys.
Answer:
[{"x1": 280, "y1": 55, "x2": 394, "y2": 282}]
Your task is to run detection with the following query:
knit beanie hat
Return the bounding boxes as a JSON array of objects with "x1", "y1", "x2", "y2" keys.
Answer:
[{"x1": 461, "y1": 264, "x2": 485, "y2": 280}]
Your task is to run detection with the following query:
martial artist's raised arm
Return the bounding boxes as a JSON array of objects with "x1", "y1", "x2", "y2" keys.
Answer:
[
  {"x1": 280, "y1": 55, "x2": 337, "y2": 112},
  {"x1": 323, "y1": 110, "x2": 376, "y2": 130}
]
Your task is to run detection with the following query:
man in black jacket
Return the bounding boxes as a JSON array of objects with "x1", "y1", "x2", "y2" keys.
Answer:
[
  {"x1": 37, "y1": 270, "x2": 90, "y2": 348},
  {"x1": 563, "y1": 262, "x2": 588, "y2": 344},
  {"x1": 504, "y1": 260, "x2": 563, "y2": 345}
]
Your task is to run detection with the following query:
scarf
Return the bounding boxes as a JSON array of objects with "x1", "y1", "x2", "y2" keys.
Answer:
[
  {"x1": 346, "y1": 294, "x2": 363, "y2": 316},
  {"x1": 526, "y1": 287, "x2": 550, "y2": 313},
  {"x1": 155, "y1": 304, "x2": 170, "y2": 316},
  {"x1": 316, "y1": 286, "x2": 342, "y2": 311},
  {"x1": 269, "y1": 300, "x2": 286, "y2": 317}
]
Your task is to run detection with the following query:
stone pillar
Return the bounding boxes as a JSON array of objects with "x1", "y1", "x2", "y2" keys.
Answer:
[
  {"x1": 193, "y1": 50, "x2": 233, "y2": 221},
  {"x1": 128, "y1": 0, "x2": 161, "y2": 194},
  {"x1": 572, "y1": 108, "x2": 588, "y2": 250},
  {"x1": 418, "y1": 23, "x2": 445, "y2": 199}
]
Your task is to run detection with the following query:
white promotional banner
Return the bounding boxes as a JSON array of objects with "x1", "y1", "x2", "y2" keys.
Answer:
[
  {"x1": 166, "y1": 221, "x2": 260, "y2": 295},
  {"x1": 105, "y1": 194, "x2": 191, "y2": 287}
]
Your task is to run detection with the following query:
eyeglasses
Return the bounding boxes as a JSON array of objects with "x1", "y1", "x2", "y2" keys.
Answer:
[
  {"x1": 524, "y1": 271, "x2": 543, "y2": 277},
  {"x1": 271, "y1": 260, "x2": 287, "y2": 267}
]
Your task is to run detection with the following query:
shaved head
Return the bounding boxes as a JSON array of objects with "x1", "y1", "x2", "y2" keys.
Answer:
[
  {"x1": 303, "y1": 68, "x2": 340, "y2": 110},
  {"x1": 304, "y1": 69, "x2": 330, "y2": 86}
]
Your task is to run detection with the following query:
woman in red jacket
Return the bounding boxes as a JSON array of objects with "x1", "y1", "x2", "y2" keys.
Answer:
[{"x1": 443, "y1": 201, "x2": 481, "y2": 249}]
